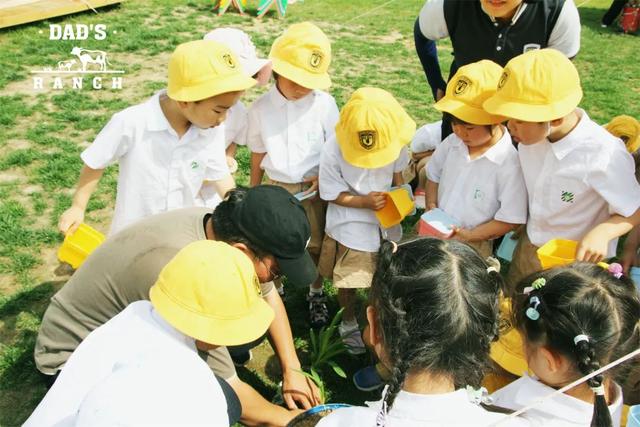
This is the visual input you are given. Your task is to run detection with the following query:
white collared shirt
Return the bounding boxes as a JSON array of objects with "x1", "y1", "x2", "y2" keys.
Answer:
[
  {"x1": 247, "y1": 85, "x2": 340, "y2": 183},
  {"x1": 427, "y1": 129, "x2": 528, "y2": 230},
  {"x1": 25, "y1": 301, "x2": 228, "y2": 427},
  {"x1": 319, "y1": 137, "x2": 409, "y2": 252},
  {"x1": 492, "y1": 374, "x2": 623, "y2": 426},
  {"x1": 519, "y1": 110, "x2": 640, "y2": 256},
  {"x1": 224, "y1": 101, "x2": 248, "y2": 148},
  {"x1": 318, "y1": 388, "x2": 527, "y2": 427},
  {"x1": 81, "y1": 91, "x2": 231, "y2": 235}
]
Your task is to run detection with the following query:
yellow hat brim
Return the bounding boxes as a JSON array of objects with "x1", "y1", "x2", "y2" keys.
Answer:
[
  {"x1": 483, "y1": 90, "x2": 582, "y2": 123},
  {"x1": 271, "y1": 57, "x2": 331, "y2": 90},
  {"x1": 434, "y1": 98, "x2": 506, "y2": 125},
  {"x1": 168, "y1": 73, "x2": 257, "y2": 102},
  {"x1": 150, "y1": 285, "x2": 274, "y2": 346},
  {"x1": 490, "y1": 328, "x2": 529, "y2": 376}
]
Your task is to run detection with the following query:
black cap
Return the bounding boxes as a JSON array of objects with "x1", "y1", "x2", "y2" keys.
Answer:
[{"x1": 232, "y1": 185, "x2": 318, "y2": 287}]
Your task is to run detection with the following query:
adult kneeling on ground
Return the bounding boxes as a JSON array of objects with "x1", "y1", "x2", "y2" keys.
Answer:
[
  {"x1": 34, "y1": 185, "x2": 320, "y2": 426},
  {"x1": 26, "y1": 241, "x2": 274, "y2": 426}
]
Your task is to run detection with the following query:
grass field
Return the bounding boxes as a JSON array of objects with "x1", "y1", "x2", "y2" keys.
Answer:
[{"x1": 0, "y1": 0, "x2": 638, "y2": 425}]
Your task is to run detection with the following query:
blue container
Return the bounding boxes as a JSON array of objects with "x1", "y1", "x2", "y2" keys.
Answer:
[
  {"x1": 286, "y1": 403, "x2": 351, "y2": 426},
  {"x1": 630, "y1": 267, "x2": 640, "y2": 294},
  {"x1": 628, "y1": 405, "x2": 640, "y2": 427},
  {"x1": 496, "y1": 231, "x2": 518, "y2": 262}
]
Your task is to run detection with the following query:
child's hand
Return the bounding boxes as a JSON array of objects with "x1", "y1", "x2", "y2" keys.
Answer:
[
  {"x1": 302, "y1": 175, "x2": 319, "y2": 196},
  {"x1": 226, "y1": 156, "x2": 238, "y2": 174},
  {"x1": 451, "y1": 227, "x2": 473, "y2": 242},
  {"x1": 363, "y1": 192, "x2": 387, "y2": 210},
  {"x1": 576, "y1": 230, "x2": 609, "y2": 263},
  {"x1": 58, "y1": 206, "x2": 85, "y2": 236}
]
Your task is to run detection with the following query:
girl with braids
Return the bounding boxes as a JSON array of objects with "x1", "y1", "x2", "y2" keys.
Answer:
[
  {"x1": 492, "y1": 262, "x2": 640, "y2": 426},
  {"x1": 318, "y1": 238, "x2": 527, "y2": 426}
]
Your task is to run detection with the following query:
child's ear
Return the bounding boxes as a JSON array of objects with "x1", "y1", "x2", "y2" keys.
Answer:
[
  {"x1": 366, "y1": 305, "x2": 380, "y2": 347},
  {"x1": 549, "y1": 117, "x2": 564, "y2": 127},
  {"x1": 539, "y1": 345, "x2": 569, "y2": 374}
]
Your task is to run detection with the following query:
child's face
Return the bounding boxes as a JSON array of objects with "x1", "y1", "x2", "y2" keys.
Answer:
[
  {"x1": 507, "y1": 119, "x2": 550, "y2": 145},
  {"x1": 276, "y1": 75, "x2": 313, "y2": 101},
  {"x1": 451, "y1": 122, "x2": 494, "y2": 149},
  {"x1": 182, "y1": 90, "x2": 244, "y2": 129}
]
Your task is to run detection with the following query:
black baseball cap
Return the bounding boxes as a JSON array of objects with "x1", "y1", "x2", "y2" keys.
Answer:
[{"x1": 231, "y1": 185, "x2": 318, "y2": 287}]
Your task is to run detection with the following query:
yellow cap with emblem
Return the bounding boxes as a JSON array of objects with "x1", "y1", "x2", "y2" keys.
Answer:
[
  {"x1": 335, "y1": 87, "x2": 416, "y2": 169},
  {"x1": 167, "y1": 39, "x2": 257, "y2": 102},
  {"x1": 434, "y1": 59, "x2": 506, "y2": 125},
  {"x1": 483, "y1": 48, "x2": 583, "y2": 122},
  {"x1": 149, "y1": 240, "x2": 274, "y2": 346},
  {"x1": 269, "y1": 22, "x2": 332, "y2": 90}
]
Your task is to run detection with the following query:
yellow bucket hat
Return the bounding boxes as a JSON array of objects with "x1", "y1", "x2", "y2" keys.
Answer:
[
  {"x1": 335, "y1": 87, "x2": 416, "y2": 169},
  {"x1": 605, "y1": 115, "x2": 640, "y2": 154},
  {"x1": 483, "y1": 49, "x2": 583, "y2": 122},
  {"x1": 269, "y1": 22, "x2": 331, "y2": 90},
  {"x1": 434, "y1": 60, "x2": 506, "y2": 125},
  {"x1": 149, "y1": 241, "x2": 274, "y2": 346},
  {"x1": 167, "y1": 40, "x2": 257, "y2": 102},
  {"x1": 490, "y1": 297, "x2": 529, "y2": 376}
]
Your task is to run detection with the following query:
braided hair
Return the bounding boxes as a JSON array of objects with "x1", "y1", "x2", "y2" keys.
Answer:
[
  {"x1": 514, "y1": 262, "x2": 640, "y2": 427},
  {"x1": 369, "y1": 238, "x2": 503, "y2": 423}
]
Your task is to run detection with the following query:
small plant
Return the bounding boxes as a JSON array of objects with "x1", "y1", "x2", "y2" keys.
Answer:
[
  {"x1": 309, "y1": 308, "x2": 348, "y2": 378},
  {"x1": 297, "y1": 367, "x2": 328, "y2": 403}
]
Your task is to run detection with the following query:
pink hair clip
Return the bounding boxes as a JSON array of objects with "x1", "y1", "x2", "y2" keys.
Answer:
[{"x1": 598, "y1": 262, "x2": 623, "y2": 279}]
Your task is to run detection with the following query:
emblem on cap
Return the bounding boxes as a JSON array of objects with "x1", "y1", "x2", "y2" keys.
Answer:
[
  {"x1": 222, "y1": 53, "x2": 237, "y2": 69},
  {"x1": 309, "y1": 50, "x2": 323, "y2": 69},
  {"x1": 498, "y1": 71, "x2": 509, "y2": 89},
  {"x1": 454, "y1": 76, "x2": 471, "y2": 95},
  {"x1": 358, "y1": 130, "x2": 376, "y2": 150}
]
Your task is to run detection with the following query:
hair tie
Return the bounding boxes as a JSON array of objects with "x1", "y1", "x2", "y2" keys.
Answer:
[
  {"x1": 523, "y1": 277, "x2": 546, "y2": 295},
  {"x1": 591, "y1": 385, "x2": 606, "y2": 396},
  {"x1": 487, "y1": 266, "x2": 498, "y2": 274},
  {"x1": 525, "y1": 296, "x2": 542, "y2": 321},
  {"x1": 573, "y1": 334, "x2": 589, "y2": 345},
  {"x1": 390, "y1": 241, "x2": 398, "y2": 254},
  {"x1": 597, "y1": 262, "x2": 624, "y2": 279}
]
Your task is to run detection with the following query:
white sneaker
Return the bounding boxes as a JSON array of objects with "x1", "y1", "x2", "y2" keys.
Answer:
[{"x1": 339, "y1": 323, "x2": 366, "y2": 355}]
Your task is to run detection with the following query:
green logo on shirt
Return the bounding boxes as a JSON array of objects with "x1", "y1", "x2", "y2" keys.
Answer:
[
  {"x1": 191, "y1": 161, "x2": 199, "y2": 169},
  {"x1": 473, "y1": 189, "x2": 484, "y2": 200},
  {"x1": 561, "y1": 191, "x2": 574, "y2": 203}
]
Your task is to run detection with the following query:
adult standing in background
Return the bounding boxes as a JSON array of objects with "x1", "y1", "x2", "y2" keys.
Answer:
[{"x1": 414, "y1": 0, "x2": 581, "y2": 138}]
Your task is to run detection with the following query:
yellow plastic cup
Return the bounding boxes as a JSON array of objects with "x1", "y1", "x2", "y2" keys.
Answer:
[
  {"x1": 375, "y1": 188, "x2": 415, "y2": 229},
  {"x1": 57, "y1": 223, "x2": 105, "y2": 269},
  {"x1": 536, "y1": 239, "x2": 577, "y2": 269}
]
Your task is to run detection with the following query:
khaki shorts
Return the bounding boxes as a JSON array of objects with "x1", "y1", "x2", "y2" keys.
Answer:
[
  {"x1": 318, "y1": 235, "x2": 376, "y2": 289},
  {"x1": 505, "y1": 231, "x2": 542, "y2": 295},
  {"x1": 402, "y1": 153, "x2": 432, "y2": 190},
  {"x1": 268, "y1": 180, "x2": 326, "y2": 259},
  {"x1": 466, "y1": 239, "x2": 493, "y2": 260}
]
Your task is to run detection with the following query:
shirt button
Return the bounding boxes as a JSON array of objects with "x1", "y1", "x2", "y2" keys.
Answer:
[
  {"x1": 494, "y1": 22, "x2": 498, "y2": 27},
  {"x1": 496, "y1": 46, "x2": 502, "y2": 51},
  {"x1": 498, "y1": 34, "x2": 503, "y2": 38}
]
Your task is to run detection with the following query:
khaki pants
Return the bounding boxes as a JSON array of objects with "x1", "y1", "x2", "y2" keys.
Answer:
[
  {"x1": 318, "y1": 235, "x2": 376, "y2": 289},
  {"x1": 402, "y1": 153, "x2": 432, "y2": 190},
  {"x1": 505, "y1": 231, "x2": 542, "y2": 296},
  {"x1": 268, "y1": 180, "x2": 325, "y2": 259}
]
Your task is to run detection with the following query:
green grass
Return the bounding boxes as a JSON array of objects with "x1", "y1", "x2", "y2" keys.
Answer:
[{"x1": 0, "y1": 0, "x2": 638, "y2": 424}]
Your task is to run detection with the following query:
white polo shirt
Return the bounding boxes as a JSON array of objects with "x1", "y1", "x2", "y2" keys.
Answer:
[
  {"x1": 318, "y1": 388, "x2": 527, "y2": 427},
  {"x1": 319, "y1": 137, "x2": 409, "y2": 252},
  {"x1": 225, "y1": 101, "x2": 248, "y2": 148},
  {"x1": 418, "y1": 0, "x2": 580, "y2": 58},
  {"x1": 25, "y1": 301, "x2": 228, "y2": 427},
  {"x1": 519, "y1": 110, "x2": 640, "y2": 256},
  {"x1": 81, "y1": 91, "x2": 231, "y2": 235},
  {"x1": 247, "y1": 85, "x2": 339, "y2": 183},
  {"x1": 426, "y1": 129, "x2": 528, "y2": 231},
  {"x1": 492, "y1": 374, "x2": 623, "y2": 426}
]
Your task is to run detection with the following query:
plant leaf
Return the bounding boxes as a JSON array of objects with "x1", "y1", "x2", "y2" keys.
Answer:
[{"x1": 328, "y1": 360, "x2": 347, "y2": 378}]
